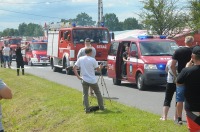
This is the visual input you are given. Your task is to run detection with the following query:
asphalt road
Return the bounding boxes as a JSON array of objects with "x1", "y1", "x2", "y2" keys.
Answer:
[{"x1": 11, "y1": 61, "x2": 181, "y2": 121}]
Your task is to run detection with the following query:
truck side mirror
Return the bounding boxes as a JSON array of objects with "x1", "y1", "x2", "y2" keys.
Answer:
[{"x1": 130, "y1": 50, "x2": 137, "y2": 57}]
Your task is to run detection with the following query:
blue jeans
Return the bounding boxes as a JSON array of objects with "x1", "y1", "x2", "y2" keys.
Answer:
[
  {"x1": 176, "y1": 85, "x2": 185, "y2": 102},
  {"x1": 3, "y1": 56, "x2": 10, "y2": 62}
]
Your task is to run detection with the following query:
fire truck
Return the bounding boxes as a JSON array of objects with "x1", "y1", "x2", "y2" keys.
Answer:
[
  {"x1": 107, "y1": 35, "x2": 179, "y2": 90},
  {"x1": 23, "y1": 40, "x2": 50, "y2": 66},
  {"x1": 47, "y1": 23, "x2": 112, "y2": 75},
  {"x1": 3, "y1": 37, "x2": 22, "y2": 59}
]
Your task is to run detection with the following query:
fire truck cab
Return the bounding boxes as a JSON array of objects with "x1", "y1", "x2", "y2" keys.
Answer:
[
  {"x1": 23, "y1": 40, "x2": 49, "y2": 66},
  {"x1": 47, "y1": 23, "x2": 111, "y2": 75},
  {"x1": 107, "y1": 35, "x2": 179, "y2": 90}
]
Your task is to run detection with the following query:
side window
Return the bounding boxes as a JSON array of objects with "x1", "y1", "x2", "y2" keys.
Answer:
[
  {"x1": 109, "y1": 42, "x2": 119, "y2": 56},
  {"x1": 130, "y1": 42, "x2": 138, "y2": 56}
]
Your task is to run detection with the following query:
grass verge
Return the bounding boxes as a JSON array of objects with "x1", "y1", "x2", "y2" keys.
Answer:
[{"x1": 0, "y1": 68, "x2": 187, "y2": 132}]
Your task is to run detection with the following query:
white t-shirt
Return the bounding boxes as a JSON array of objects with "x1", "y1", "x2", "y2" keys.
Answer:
[
  {"x1": 75, "y1": 56, "x2": 98, "y2": 84},
  {"x1": 77, "y1": 47, "x2": 96, "y2": 58},
  {"x1": 166, "y1": 59, "x2": 178, "y2": 83},
  {"x1": 3, "y1": 47, "x2": 10, "y2": 56}
]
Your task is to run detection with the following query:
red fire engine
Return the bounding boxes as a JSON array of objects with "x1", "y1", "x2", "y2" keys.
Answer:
[
  {"x1": 47, "y1": 23, "x2": 112, "y2": 75},
  {"x1": 23, "y1": 40, "x2": 50, "y2": 66},
  {"x1": 3, "y1": 37, "x2": 22, "y2": 59},
  {"x1": 107, "y1": 35, "x2": 179, "y2": 90}
]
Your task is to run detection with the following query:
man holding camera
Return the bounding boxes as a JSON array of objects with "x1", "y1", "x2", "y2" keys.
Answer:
[{"x1": 73, "y1": 47, "x2": 104, "y2": 113}]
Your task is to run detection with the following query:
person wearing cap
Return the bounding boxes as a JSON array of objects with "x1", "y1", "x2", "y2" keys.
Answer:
[
  {"x1": 176, "y1": 45, "x2": 200, "y2": 131},
  {"x1": 77, "y1": 38, "x2": 96, "y2": 96},
  {"x1": 171, "y1": 35, "x2": 194, "y2": 125},
  {"x1": 73, "y1": 48, "x2": 104, "y2": 113}
]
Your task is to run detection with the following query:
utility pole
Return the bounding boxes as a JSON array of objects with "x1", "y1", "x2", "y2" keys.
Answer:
[{"x1": 98, "y1": 0, "x2": 104, "y2": 27}]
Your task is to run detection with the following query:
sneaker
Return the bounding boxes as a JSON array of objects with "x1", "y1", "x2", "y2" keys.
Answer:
[
  {"x1": 160, "y1": 117, "x2": 167, "y2": 121},
  {"x1": 85, "y1": 109, "x2": 91, "y2": 114},
  {"x1": 177, "y1": 120, "x2": 183, "y2": 125}
]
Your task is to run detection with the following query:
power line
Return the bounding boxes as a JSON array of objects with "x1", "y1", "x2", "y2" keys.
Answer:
[
  {"x1": 0, "y1": 0, "x2": 64, "y2": 4},
  {"x1": 0, "y1": 8, "x2": 63, "y2": 19}
]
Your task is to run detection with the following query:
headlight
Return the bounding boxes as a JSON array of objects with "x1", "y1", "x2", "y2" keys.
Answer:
[{"x1": 144, "y1": 64, "x2": 157, "y2": 69}]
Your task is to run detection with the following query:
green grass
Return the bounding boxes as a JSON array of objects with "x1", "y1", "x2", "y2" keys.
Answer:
[{"x1": 0, "y1": 68, "x2": 187, "y2": 132}]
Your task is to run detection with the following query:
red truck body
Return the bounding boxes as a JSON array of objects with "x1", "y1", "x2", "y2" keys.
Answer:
[{"x1": 47, "y1": 24, "x2": 111, "y2": 75}]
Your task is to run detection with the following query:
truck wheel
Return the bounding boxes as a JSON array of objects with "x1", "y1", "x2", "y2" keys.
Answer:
[
  {"x1": 28, "y1": 61, "x2": 33, "y2": 66},
  {"x1": 66, "y1": 68, "x2": 73, "y2": 75},
  {"x1": 53, "y1": 66, "x2": 59, "y2": 72},
  {"x1": 113, "y1": 78, "x2": 121, "y2": 85},
  {"x1": 137, "y1": 73, "x2": 146, "y2": 90}
]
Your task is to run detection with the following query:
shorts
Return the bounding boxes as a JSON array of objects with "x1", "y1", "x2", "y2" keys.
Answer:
[
  {"x1": 176, "y1": 85, "x2": 185, "y2": 102},
  {"x1": 0, "y1": 80, "x2": 6, "y2": 89},
  {"x1": 3, "y1": 56, "x2": 10, "y2": 62},
  {"x1": 186, "y1": 114, "x2": 200, "y2": 131}
]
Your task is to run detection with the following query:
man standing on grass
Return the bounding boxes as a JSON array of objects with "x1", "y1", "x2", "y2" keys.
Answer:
[
  {"x1": 0, "y1": 79, "x2": 12, "y2": 132},
  {"x1": 73, "y1": 48, "x2": 104, "y2": 113},
  {"x1": 77, "y1": 38, "x2": 96, "y2": 96},
  {"x1": 171, "y1": 36, "x2": 194, "y2": 125},
  {"x1": 176, "y1": 46, "x2": 200, "y2": 131}
]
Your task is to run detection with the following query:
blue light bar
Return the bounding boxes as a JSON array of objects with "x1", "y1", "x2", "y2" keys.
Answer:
[
  {"x1": 72, "y1": 22, "x2": 76, "y2": 27},
  {"x1": 159, "y1": 35, "x2": 167, "y2": 39},
  {"x1": 101, "y1": 22, "x2": 105, "y2": 27},
  {"x1": 32, "y1": 40, "x2": 38, "y2": 42},
  {"x1": 138, "y1": 35, "x2": 154, "y2": 39}
]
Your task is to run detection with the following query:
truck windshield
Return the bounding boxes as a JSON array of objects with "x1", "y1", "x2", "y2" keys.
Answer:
[
  {"x1": 30, "y1": 43, "x2": 47, "y2": 51},
  {"x1": 140, "y1": 41, "x2": 179, "y2": 56},
  {"x1": 72, "y1": 29, "x2": 109, "y2": 44},
  {"x1": 4, "y1": 39, "x2": 21, "y2": 45}
]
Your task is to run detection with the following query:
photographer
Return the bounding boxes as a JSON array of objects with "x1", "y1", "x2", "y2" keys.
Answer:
[{"x1": 73, "y1": 48, "x2": 104, "y2": 113}]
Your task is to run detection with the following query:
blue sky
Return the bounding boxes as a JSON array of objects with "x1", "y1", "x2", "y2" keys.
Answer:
[{"x1": 0, "y1": 0, "x2": 188, "y2": 31}]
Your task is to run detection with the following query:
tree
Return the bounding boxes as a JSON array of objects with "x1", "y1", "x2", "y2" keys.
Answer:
[
  {"x1": 104, "y1": 13, "x2": 121, "y2": 31},
  {"x1": 18, "y1": 23, "x2": 27, "y2": 36},
  {"x1": 75, "y1": 12, "x2": 96, "y2": 26},
  {"x1": 139, "y1": 0, "x2": 189, "y2": 37},
  {"x1": 188, "y1": 0, "x2": 200, "y2": 31},
  {"x1": 123, "y1": 17, "x2": 142, "y2": 30}
]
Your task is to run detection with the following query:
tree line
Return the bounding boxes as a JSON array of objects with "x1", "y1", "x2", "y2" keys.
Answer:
[{"x1": 1, "y1": 0, "x2": 200, "y2": 37}]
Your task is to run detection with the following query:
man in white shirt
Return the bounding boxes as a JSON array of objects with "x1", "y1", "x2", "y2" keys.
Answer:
[
  {"x1": 73, "y1": 48, "x2": 104, "y2": 113},
  {"x1": 2, "y1": 44, "x2": 11, "y2": 68},
  {"x1": 77, "y1": 38, "x2": 96, "y2": 96}
]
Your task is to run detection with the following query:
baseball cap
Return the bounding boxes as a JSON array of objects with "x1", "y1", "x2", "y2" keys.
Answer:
[
  {"x1": 85, "y1": 38, "x2": 90, "y2": 42},
  {"x1": 192, "y1": 45, "x2": 200, "y2": 56}
]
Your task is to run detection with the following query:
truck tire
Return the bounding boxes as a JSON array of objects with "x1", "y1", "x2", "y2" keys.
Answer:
[
  {"x1": 113, "y1": 78, "x2": 121, "y2": 85},
  {"x1": 136, "y1": 73, "x2": 146, "y2": 90},
  {"x1": 66, "y1": 68, "x2": 73, "y2": 75},
  {"x1": 53, "y1": 66, "x2": 58, "y2": 72},
  {"x1": 28, "y1": 61, "x2": 33, "y2": 66}
]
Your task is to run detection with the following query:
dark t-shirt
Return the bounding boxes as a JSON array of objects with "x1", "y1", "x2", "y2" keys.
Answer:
[
  {"x1": 123, "y1": 51, "x2": 128, "y2": 64},
  {"x1": 15, "y1": 47, "x2": 23, "y2": 62},
  {"x1": 177, "y1": 65, "x2": 200, "y2": 111},
  {"x1": 172, "y1": 47, "x2": 192, "y2": 73}
]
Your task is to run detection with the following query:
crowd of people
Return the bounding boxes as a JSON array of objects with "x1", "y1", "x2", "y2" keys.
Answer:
[{"x1": 160, "y1": 36, "x2": 200, "y2": 131}]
